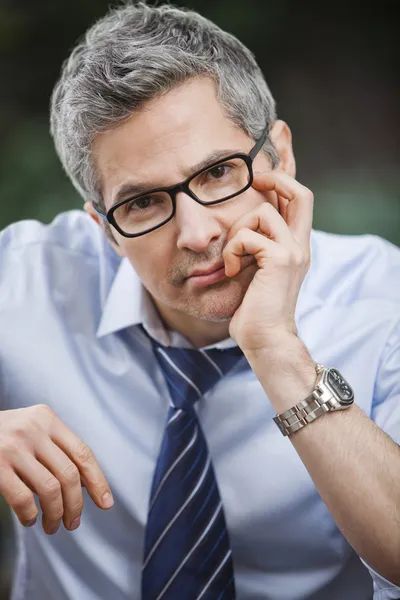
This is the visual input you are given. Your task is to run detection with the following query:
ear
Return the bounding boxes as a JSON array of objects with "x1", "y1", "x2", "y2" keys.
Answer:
[
  {"x1": 83, "y1": 201, "x2": 126, "y2": 257},
  {"x1": 269, "y1": 120, "x2": 296, "y2": 178},
  {"x1": 83, "y1": 201, "x2": 101, "y2": 225}
]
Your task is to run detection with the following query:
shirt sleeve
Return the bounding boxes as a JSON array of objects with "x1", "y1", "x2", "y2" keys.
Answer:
[
  {"x1": 371, "y1": 315, "x2": 400, "y2": 444},
  {"x1": 363, "y1": 316, "x2": 400, "y2": 597}
]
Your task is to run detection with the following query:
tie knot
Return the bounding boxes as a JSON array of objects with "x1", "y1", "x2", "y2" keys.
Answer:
[{"x1": 151, "y1": 341, "x2": 244, "y2": 411}]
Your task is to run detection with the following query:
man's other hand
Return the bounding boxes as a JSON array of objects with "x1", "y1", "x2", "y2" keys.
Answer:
[{"x1": 0, "y1": 405, "x2": 114, "y2": 534}]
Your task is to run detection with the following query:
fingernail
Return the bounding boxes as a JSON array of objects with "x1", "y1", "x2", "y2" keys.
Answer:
[
  {"x1": 25, "y1": 518, "x2": 37, "y2": 527},
  {"x1": 70, "y1": 516, "x2": 81, "y2": 531},
  {"x1": 102, "y1": 492, "x2": 114, "y2": 508},
  {"x1": 49, "y1": 523, "x2": 60, "y2": 535}
]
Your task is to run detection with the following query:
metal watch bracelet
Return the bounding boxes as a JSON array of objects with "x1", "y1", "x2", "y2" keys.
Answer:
[{"x1": 273, "y1": 364, "x2": 339, "y2": 437}]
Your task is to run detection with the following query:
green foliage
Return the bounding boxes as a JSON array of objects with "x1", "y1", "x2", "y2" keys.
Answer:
[
  {"x1": 1, "y1": 117, "x2": 398, "y2": 246},
  {"x1": 0, "y1": 119, "x2": 81, "y2": 231},
  {"x1": 312, "y1": 171, "x2": 400, "y2": 246},
  {"x1": 0, "y1": 0, "x2": 398, "y2": 246}
]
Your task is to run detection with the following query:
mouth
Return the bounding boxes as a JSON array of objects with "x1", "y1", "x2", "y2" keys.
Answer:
[
  {"x1": 185, "y1": 255, "x2": 255, "y2": 288},
  {"x1": 186, "y1": 261, "x2": 226, "y2": 288}
]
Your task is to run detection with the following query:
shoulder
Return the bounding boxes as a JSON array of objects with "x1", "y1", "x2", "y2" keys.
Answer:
[
  {"x1": 0, "y1": 209, "x2": 108, "y2": 260},
  {"x1": 309, "y1": 228, "x2": 400, "y2": 306},
  {"x1": 0, "y1": 210, "x2": 121, "y2": 305}
]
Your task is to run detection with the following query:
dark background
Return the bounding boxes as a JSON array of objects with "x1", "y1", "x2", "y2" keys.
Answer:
[{"x1": 0, "y1": 0, "x2": 399, "y2": 596}]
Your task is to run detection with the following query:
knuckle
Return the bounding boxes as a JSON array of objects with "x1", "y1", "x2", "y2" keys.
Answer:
[
  {"x1": 31, "y1": 404, "x2": 54, "y2": 421},
  {"x1": 276, "y1": 248, "x2": 292, "y2": 267},
  {"x1": 9, "y1": 425, "x2": 34, "y2": 445},
  {"x1": 292, "y1": 250, "x2": 305, "y2": 267},
  {"x1": 237, "y1": 228, "x2": 250, "y2": 242},
  {"x1": 75, "y1": 443, "x2": 94, "y2": 466},
  {"x1": 69, "y1": 501, "x2": 83, "y2": 518},
  {"x1": 27, "y1": 404, "x2": 55, "y2": 430},
  {"x1": 60, "y1": 463, "x2": 80, "y2": 487},
  {"x1": 0, "y1": 440, "x2": 18, "y2": 458},
  {"x1": 41, "y1": 477, "x2": 61, "y2": 498},
  {"x1": 305, "y1": 190, "x2": 314, "y2": 203},
  {"x1": 34, "y1": 403, "x2": 53, "y2": 414},
  {"x1": 0, "y1": 424, "x2": 28, "y2": 457},
  {"x1": 12, "y1": 490, "x2": 34, "y2": 511},
  {"x1": 259, "y1": 203, "x2": 270, "y2": 215}
]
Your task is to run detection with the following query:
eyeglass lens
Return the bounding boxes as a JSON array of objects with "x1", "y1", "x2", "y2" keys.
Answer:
[{"x1": 112, "y1": 157, "x2": 250, "y2": 235}]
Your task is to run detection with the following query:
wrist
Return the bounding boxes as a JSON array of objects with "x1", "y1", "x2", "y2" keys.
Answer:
[
  {"x1": 243, "y1": 331, "x2": 306, "y2": 364},
  {"x1": 244, "y1": 335, "x2": 317, "y2": 413},
  {"x1": 236, "y1": 323, "x2": 299, "y2": 359}
]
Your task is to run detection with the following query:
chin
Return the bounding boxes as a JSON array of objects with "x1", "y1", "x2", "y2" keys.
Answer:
[{"x1": 179, "y1": 279, "x2": 248, "y2": 322}]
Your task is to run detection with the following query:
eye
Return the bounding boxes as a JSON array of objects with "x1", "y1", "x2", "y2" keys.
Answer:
[
  {"x1": 134, "y1": 196, "x2": 151, "y2": 209},
  {"x1": 208, "y1": 164, "x2": 230, "y2": 180},
  {"x1": 127, "y1": 196, "x2": 153, "y2": 211}
]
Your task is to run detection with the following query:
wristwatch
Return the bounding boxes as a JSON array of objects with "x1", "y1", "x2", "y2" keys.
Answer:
[{"x1": 273, "y1": 364, "x2": 354, "y2": 437}]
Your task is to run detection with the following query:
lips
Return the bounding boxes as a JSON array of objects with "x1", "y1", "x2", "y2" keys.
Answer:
[
  {"x1": 187, "y1": 261, "x2": 225, "y2": 279},
  {"x1": 185, "y1": 255, "x2": 256, "y2": 288}
]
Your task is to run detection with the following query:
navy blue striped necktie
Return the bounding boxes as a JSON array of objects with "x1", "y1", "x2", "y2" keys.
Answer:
[{"x1": 142, "y1": 335, "x2": 244, "y2": 600}]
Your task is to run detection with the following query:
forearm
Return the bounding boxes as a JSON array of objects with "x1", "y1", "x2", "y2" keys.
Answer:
[
  {"x1": 292, "y1": 404, "x2": 400, "y2": 583},
  {"x1": 246, "y1": 336, "x2": 400, "y2": 585}
]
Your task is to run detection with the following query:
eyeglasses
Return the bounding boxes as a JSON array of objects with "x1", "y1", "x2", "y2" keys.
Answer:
[{"x1": 95, "y1": 125, "x2": 268, "y2": 238}]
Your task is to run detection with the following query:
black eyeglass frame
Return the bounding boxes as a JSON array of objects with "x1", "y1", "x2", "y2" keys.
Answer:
[{"x1": 95, "y1": 125, "x2": 268, "y2": 238}]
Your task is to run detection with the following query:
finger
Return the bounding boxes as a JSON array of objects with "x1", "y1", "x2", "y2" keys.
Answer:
[
  {"x1": 227, "y1": 202, "x2": 295, "y2": 248},
  {"x1": 252, "y1": 173, "x2": 279, "y2": 212},
  {"x1": 0, "y1": 465, "x2": 38, "y2": 527},
  {"x1": 50, "y1": 422, "x2": 114, "y2": 510},
  {"x1": 13, "y1": 454, "x2": 63, "y2": 535},
  {"x1": 35, "y1": 438, "x2": 84, "y2": 531},
  {"x1": 251, "y1": 171, "x2": 314, "y2": 246},
  {"x1": 278, "y1": 195, "x2": 289, "y2": 222},
  {"x1": 224, "y1": 227, "x2": 288, "y2": 277}
]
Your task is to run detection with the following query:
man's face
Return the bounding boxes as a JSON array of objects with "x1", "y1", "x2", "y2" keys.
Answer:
[{"x1": 92, "y1": 77, "x2": 276, "y2": 325}]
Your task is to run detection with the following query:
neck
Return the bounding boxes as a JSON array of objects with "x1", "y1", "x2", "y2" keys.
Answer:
[{"x1": 153, "y1": 300, "x2": 231, "y2": 348}]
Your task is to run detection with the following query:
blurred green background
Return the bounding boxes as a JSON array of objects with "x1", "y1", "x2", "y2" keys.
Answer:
[{"x1": 0, "y1": 0, "x2": 399, "y2": 597}]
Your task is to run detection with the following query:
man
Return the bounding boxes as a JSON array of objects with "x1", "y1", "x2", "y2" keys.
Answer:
[{"x1": 0, "y1": 2, "x2": 399, "y2": 599}]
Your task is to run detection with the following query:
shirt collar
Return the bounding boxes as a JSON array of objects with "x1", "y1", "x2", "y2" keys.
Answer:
[
  {"x1": 96, "y1": 257, "x2": 145, "y2": 338},
  {"x1": 96, "y1": 230, "x2": 323, "y2": 344}
]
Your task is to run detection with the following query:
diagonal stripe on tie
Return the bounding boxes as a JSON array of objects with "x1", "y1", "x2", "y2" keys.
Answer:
[
  {"x1": 148, "y1": 424, "x2": 199, "y2": 511},
  {"x1": 141, "y1": 327, "x2": 246, "y2": 600},
  {"x1": 157, "y1": 348, "x2": 203, "y2": 397}
]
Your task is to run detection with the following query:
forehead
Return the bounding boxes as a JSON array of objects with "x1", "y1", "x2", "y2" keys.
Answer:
[{"x1": 92, "y1": 77, "x2": 251, "y2": 207}]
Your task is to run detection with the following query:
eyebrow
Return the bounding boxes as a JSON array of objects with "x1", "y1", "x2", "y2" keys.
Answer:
[{"x1": 111, "y1": 147, "x2": 243, "y2": 206}]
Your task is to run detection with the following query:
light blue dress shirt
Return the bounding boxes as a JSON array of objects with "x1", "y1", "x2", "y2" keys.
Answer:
[{"x1": 1, "y1": 210, "x2": 400, "y2": 600}]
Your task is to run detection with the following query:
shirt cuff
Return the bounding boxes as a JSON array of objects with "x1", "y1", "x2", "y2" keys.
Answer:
[{"x1": 360, "y1": 558, "x2": 400, "y2": 599}]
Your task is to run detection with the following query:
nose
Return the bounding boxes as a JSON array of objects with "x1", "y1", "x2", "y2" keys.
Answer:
[{"x1": 174, "y1": 192, "x2": 222, "y2": 252}]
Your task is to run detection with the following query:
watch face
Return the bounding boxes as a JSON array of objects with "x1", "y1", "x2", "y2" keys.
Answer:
[{"x1": 327, "y1": 369, "x2": 354, "y2": 404}]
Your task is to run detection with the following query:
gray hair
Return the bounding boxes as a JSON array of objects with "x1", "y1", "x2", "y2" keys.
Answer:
[{"x1": 50, "y1": 1, "x2": 279, "y2": 216}]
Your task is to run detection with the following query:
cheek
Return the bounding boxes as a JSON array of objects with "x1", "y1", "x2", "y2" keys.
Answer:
[
  {"x1": 246, "y1": 186, "x2": 279, "y2": 214},
  {"x1": 122, "y1": 241, "x2": 173, "y2": 292},
  {"x1": 225, "y1": 187, "x2": 273, "y2": 223}
]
